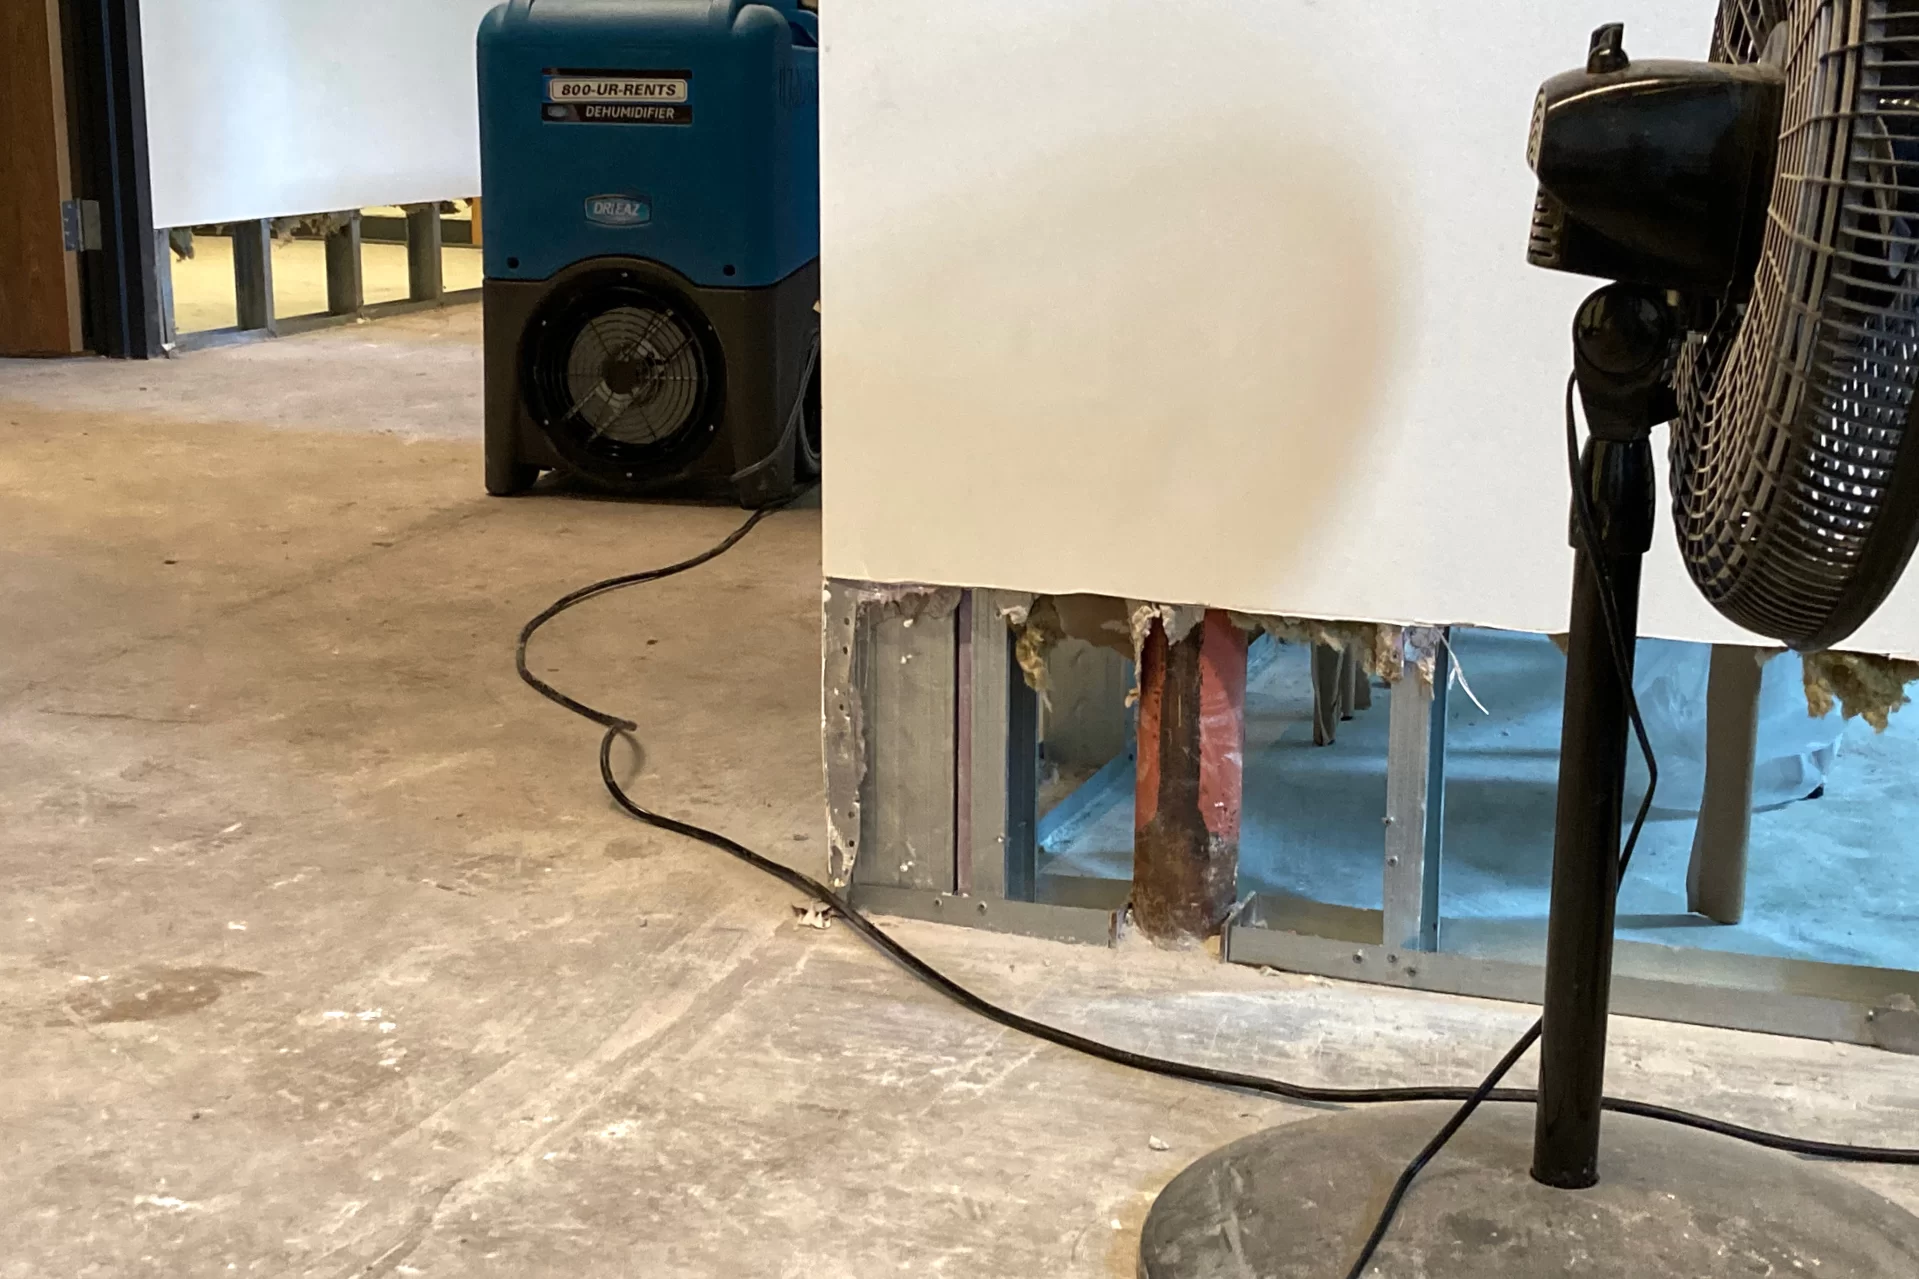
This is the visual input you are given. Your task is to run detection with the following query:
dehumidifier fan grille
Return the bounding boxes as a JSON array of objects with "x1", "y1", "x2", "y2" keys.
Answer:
[
  {"x1": 1674, "y1": 0, "x2": 1919, "y2": 648},
  {"x1": 522, "y1": 271, "x2": 724, "y2": 488}
]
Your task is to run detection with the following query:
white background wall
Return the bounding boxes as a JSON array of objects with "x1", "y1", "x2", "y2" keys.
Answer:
[
  {"x1": 820, "y1": 0, "x2": 1919, "y2": 659},
  {"x1": 140, "y1": 0, "x2": 498, "y2": 228}
]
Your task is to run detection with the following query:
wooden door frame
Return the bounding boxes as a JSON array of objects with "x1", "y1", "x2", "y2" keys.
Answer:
[{"x1": 0, "y1": 0, "x2": 85, "y2": 356}]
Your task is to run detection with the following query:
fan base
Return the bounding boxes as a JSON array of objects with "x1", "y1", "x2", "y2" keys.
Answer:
[{"x1": 1138, "y1": 1101, "x2": 1919, "y2": 1278}]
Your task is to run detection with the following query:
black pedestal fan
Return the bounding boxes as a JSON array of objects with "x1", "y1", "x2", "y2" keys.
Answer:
[{"x1": 1141, "y1": 3, "x2": 1919, "y2": 1275}]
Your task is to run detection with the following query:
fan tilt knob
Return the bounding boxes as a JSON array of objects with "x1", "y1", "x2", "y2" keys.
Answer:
[{"x1": 1586, "y1": 23, "x2": 1629, "y2": 74}]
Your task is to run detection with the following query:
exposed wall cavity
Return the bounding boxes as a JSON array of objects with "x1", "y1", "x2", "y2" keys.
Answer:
[
  {"x1": 821, "y1": 582, "x2": 963, "y2": 887},
  {"x1": 1229, "y1": 614, "x2": 1446, "y2": 688},
  {"x1": 1005, "y1": 598, "x2": 1916, "y2": 730},
  {"x1": 1006, "y1": 593, "x2": 1444, "y2": 697},
  {"x1": 1004, "y1": 595, "x2": 1124, "y2": 697}
]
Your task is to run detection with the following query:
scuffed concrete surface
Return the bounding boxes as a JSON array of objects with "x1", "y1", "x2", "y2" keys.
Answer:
[
  {"x1": 0, "y1": 305, "x2": 484, "y2": 442},
  {"x1": 3, "y1": 320, "x2": 1917, "y2": 1277}
]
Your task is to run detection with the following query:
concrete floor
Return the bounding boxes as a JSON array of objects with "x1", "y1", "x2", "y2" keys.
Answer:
[{"x1": 4, "y1": 309, "x2": 1919, "y2": 1276}]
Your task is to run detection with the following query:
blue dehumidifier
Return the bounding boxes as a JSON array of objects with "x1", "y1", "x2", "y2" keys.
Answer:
[{"x1": 477, "y1": 0, "x2": 819, "y2": 504}]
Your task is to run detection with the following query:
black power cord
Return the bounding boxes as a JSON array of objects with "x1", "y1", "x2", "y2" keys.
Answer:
[
  {"x1": 516, "y1": 483, "x2": 1919, "y2": 1273},
  {"x1": 730, "y1": 332, "x2": 819, "y2": 485}
]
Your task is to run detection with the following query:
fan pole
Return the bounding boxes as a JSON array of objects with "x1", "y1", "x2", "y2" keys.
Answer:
[{"x1": 1532, "y1": 285, "x2": 1671, "y2": 1190}]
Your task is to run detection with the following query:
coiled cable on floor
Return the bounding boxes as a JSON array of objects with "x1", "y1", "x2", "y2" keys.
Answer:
[{"x1": 515, "y1": 487, "x2": 1919, "y2": 1277}]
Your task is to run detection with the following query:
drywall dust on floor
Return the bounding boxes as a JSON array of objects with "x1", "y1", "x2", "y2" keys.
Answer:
[
  {"x1": 0, "y1": 304, "x2": 484, "y2": 444},
  {"x1": 2, "y1": 324, "x2": 1917, "y2": 1275}
]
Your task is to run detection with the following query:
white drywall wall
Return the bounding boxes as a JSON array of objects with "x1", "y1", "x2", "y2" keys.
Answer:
[
  {"x1": 140, "y1": 0, "x2": 497, "y2": 228},
  {"x1": 820, "y1": 0, "x2": 1919, "y2": 658}
]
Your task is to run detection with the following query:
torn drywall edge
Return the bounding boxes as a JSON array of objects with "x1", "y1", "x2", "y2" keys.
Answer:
[
  {"x1": 1007, "y1": 593, "x2": 1445, "y2": 693},
  {"x1": 1803, "y1": 650, "x2": 1919, "y2": 731},
  {"x1": 1229, "y1": 615, "x2": 1447, "y2": 688},
  {"x1": 1007, "y1": 594, "x2": 1131, "y2": 700},
  {"x1": 1129, "y1": 601, "x2": 1208, "y2": 659},
  {"x1": 1550, "y1": 634, "x2": 1919, "y2": 728},
  {"x1": 821, "y1": 580, "x2": 964, "y2": 887},
  {"x1": 822, "y1": 583, "x2": 862, "y2": 888},
  {"x1": 1001, "y1": 593, "x2": 1919, "y2": 722}
]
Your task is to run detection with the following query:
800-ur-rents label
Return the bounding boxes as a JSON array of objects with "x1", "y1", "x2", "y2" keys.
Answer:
[
  {"x1": 542, "y1": 70, "x2": 693, "y2": 125},
  {"x1": 545, "y1": 75, "x2": 688, "y2": 103}
]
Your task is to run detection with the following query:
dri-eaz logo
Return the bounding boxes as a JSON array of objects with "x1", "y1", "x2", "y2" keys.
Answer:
[{"x1": 585, "y1": 194, "x2": 651, "y2": 228}]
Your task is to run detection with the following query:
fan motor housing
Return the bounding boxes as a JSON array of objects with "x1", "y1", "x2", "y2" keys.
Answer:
[
  {"x1": 1528, "y1": 39, "x2": 1783, "y2": 295},
  {"x1": 1529, "y1": 17, "x2": 1919, "y2": 652},
  {"x1": 477, "y1": 0, "x2": 820, "y2": 503}
]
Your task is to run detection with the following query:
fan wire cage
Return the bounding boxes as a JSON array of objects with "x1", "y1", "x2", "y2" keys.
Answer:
[{"x1": 1675, "y1": 0, "x2": 1919, "y2": 648}]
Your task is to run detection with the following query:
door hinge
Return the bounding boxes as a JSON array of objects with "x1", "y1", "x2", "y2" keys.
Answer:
[{"x1": 60, "y1": 199, "x2": 103, "y2": 252}]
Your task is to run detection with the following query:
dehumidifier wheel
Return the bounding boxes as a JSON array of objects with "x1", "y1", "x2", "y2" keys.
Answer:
[{"x1": 520, "y1": 270, "x2": 725, "y2": 495}]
